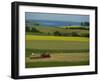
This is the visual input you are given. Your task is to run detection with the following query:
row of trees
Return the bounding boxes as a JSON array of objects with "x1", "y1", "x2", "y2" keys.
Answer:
[
  {"x1": 26, "y1": 26, "x2": 40, "y2": 33},
  {"x1": 65, "y1": 27, "x2": 89, "y2": 30},
  {"x1": 26, "y1": 26, "x2": 89, "y2": 37},
  {"x1": 53, "y1": 31, "x2": 89, "y2": 37}
]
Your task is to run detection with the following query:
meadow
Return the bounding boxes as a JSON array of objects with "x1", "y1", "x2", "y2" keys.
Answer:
[{"x1": 25, "y1": 35, "x2": 89, "y2": 68}]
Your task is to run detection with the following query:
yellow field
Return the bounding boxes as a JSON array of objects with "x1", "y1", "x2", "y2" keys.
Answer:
[{"x1": 26, "y1": 35, "x2": 89, "y2": 42}]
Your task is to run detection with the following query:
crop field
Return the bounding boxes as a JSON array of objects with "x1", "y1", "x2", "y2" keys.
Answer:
[
  {"x1": 26, "y1": 35, "x2": 88, "y2": 41},
  {"x1": 25, "y1": 35, "x2": 89, "y2": 68}
]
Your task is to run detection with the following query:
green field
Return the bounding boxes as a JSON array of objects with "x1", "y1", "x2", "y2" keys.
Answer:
[
  {"x1": 25, "y1": 35, "x2": 89, "y2": 68},
  {"x1": 26, "y1": 25, "x2": 89, "y2": 37},
  {"x1": 26, "y1": 61, "x2": 89, "y2": 68},
  {"x1": 27, "y1": 25, "x2": 89, "y2": 33}
]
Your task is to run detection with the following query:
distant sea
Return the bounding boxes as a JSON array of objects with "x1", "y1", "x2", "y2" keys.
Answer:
[{"x1": 26, "y1": 19, "x2": 81, "y2": 27}]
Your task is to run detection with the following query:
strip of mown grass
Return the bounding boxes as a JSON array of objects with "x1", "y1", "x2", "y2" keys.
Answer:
[
  {"x1": 25, "y1": 61, "x2": 89, "y2": 68},
  {"x1": 26, "y1": 40, "x2": 89, "y2": 51},
  {"x1": 25, "y1": 48, "x2": 89, "y2": 57}
]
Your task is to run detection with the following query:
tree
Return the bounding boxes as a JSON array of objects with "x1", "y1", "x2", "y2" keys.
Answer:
[
  {"x1": 81, "y1": 22, "x2": 89, "y2": 26},
  {"x1": 31, "y1": 27, "x2": 39, "y2": 32},
  {"x1": 48, "y1": 32, "x2": 51, "y2": 35},
  {"x1": 53, "y1": 31, "x2": 61, "y2": 36},
  {"x1": 84, "y1": 22, "x2": 89, "y2": 26},
  {"x1": 34, "y1": 23, "x2": 39, "y2": 26},
  {"x1": 81, "y1": 22, "x2": 84, "y2": 26},
  {"x1": 71, "y1": 32, "x2": 79, "y2": 36},
  {"x1": 26, "y1": 26, "x2": 30, "y2": 32},
  {"x1": 80, "y1": 33, "x2": 89, "y2": 37}
]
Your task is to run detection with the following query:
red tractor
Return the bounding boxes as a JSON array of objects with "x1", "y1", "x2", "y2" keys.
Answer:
[{"x1": 41, "y1": 52, "x2": 51, "y2": 58}]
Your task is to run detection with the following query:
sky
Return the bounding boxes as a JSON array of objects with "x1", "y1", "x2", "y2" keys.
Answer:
[{"x1": 25, "y1": 12, "x2": 89, "y2": 22}]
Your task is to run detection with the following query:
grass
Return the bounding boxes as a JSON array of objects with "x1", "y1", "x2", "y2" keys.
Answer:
[
  {"x1": 25, "y1": 48, "x2": 89, "y2": 57},
  {"x1": 25, "y1": 53, "x2": 89, "y2": 68},
  {"x1": 26, "y1": 40, "x2": 89, "y2": 50},
  {"x1": 62, "y1": 26, "x2": 89, "y2": 29},
  {"x1": 26, "y1": 61, "x2": 89, "y2": 68},
  {"x1": 27, "y1": 25, "x2": 89, "y2": 34},
  {"x1": 25, "y1": 34, "x2": 89, "y2": 68},
  {"x1": 26, "y1": 35, "x2": 89, "y2": 42}
]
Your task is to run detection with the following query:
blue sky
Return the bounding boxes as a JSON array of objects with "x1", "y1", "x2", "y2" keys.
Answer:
[{"x1": 25, "y1": 12, "x2": 89, "y2": 22}]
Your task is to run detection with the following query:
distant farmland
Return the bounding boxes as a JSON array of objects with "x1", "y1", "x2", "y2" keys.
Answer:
[{"x1": 26, "y1": 25, "x2": 89, "y2": 36}]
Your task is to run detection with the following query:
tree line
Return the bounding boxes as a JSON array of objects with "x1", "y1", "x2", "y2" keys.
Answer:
[
  {"x1": 53, "y1": 31, "x2": 89, "y2": 37},
  {"x1": 26, "y1": 26, "x2": 89, "y2": 37}
]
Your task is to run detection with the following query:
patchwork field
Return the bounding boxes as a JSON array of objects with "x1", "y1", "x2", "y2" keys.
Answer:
[
  {"x1": 26, "y1": 25, "x2": 89, "y2": 34},
  {"x1": 25, "y1": 35, "x2": 89, "y2": 68},
  {"x1": 25, "y1": 12, "x2": 90, "y2": 68}
]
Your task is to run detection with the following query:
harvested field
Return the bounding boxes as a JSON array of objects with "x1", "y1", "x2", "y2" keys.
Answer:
[{"x1": 26, "y1": 53, "x2": 89, "y2": 68}]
